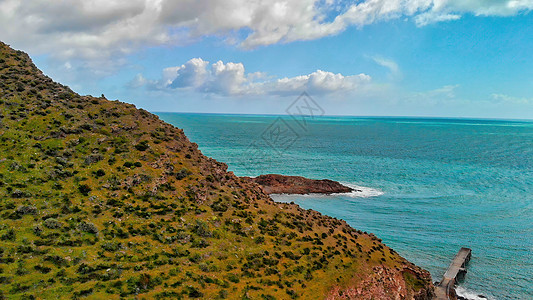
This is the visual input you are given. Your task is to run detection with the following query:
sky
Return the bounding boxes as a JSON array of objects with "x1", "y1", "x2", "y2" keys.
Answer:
[{"x1": 1, "y1": 0, "x2": 532, "y2": 119}]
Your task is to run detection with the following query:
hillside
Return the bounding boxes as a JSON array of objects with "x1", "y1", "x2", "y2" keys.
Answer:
[{"x1": 0, "y1": 42, "x2": 433, "y2": 299}]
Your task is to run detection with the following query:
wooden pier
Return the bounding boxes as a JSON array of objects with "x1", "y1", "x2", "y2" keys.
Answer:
[{"x1": 435, "y1": 248, "x2": 472, "y2": 300}]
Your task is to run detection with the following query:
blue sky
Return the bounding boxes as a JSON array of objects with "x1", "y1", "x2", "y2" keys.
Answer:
[{"x1": 1, "y1": 0, "x2": 532, "y2": 119}]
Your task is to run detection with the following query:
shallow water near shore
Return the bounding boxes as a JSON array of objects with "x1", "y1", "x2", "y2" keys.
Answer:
[{"x1": 157, "y1": 113, "x2": 533, "y2": 300}]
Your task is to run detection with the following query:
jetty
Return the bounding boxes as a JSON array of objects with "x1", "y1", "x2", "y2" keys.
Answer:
[{"x1": 435, "y1": 247, "x2": 472, "y2": 300}]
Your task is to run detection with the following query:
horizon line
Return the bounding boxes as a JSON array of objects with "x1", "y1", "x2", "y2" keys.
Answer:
[{"x1": 151, "y1": 111, "x2": 533, "y2": 123}]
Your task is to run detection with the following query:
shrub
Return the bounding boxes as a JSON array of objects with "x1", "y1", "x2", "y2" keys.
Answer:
[
  {"x1": 218, "y1": 290, "x2": 229, "y2": 299},
  {"x1": 0, "y1": 229, "x2": 15, "y2": 241},
  {"x1": 15, "y1": 261, "x2": 28, "y2": 276},
  {"x1": 73, "y1": 288, "x2": 93, "y2": 298},
  {"x1": 95, "y1": 169, "x2": 105, "y2": 177},
  {"x1": 184, "y1": 286, "x2": 203, "y2": 298},
  {"x1": 175, "y1": 168, "x2": 191, "y2": 180},
  {"x1": 210, "y1": 201, "x2": 228, "y2": 212},
  {"x1": 34, "y1": 265, "x2": 51, "y2": 274},
  {"x1": 84, "y1": 154, "x2": 103, "y2": 165},
  {"x1": 134, "y1": 141, "x2": 149, "y2": 151},
  {"x1": 33, "y1": 225, "x2": 43, "y2": 236},
  {"x1": 191, "y1": 220, "x2": 211, "y2": 237},
  {"x1": 133, "y1": 273, "x2": 159, "y2": 292},
  {"x1": 16, "y1": 205, "x2": 37, "y2": 215},
  {"x1": 101, "y1": 242, "x2": 121, "y2": 252},
  {"x1": 191, "y1": 239, "x2": 209, "y2": 248},
  {"x1": 78, "y1": 184, "x2": 92, "y2": 196},
  {"x1": 43, "y1": 218, "x2": 62, "y2": 229},
  {"x1": 227, "y1": 274, "x2": 240, "y2": 283},
  {"x1": 11, "y1": 190, "x2": 30, "y2": 198},
  {"x1": 78, "y1": 222, "x2": 98, "y2": 234},
  {"x1": 188, "y1": 253, "x2": 202, "y2": 263},
  {"x1": 44, "y1": 255, "x2": 69, "y2": 267}
]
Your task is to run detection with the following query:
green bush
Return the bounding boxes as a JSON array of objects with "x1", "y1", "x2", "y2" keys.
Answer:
[
  {"x1": 78, "y1": 184, "x2": 92, "y2": 196},
  {"x1": 0, "y1": 229, "x2": 15, "y2": 241},
  {"x1": 175, "y1": 168, "x2": 192, "y2": 180},
  {"x1": 134, "y1": 141, "x2": 149, "y2": 151},
  {"x1": 78, "y1": 222, "x2": 98, "y2": 234},
  {"x1": 101, "y1": 242, "x2": 121, "y2": 252},
  {"x1": 43, "y1": 218, "x2": 62, "y2": 229},
  {"x1": 227, "y1": 274, "x2": 240, "y2": 283},
  {"x1": 95, "y1": 169, "x2": 106, "y2": 177},
  {"x1": 16, "y1": 205, "x2": 37, "y2": 215}
]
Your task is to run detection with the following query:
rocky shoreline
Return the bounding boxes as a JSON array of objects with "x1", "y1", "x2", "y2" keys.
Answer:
[{"x1": 244, "y1": 174, "x2": 359, "y2": 195}]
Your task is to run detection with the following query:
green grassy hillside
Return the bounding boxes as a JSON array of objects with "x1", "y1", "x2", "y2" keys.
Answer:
[{"x1": 0, "y1": 42, "x2": 433, "y2": 299}]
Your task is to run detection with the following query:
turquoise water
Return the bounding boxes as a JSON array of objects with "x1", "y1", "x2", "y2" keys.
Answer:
[{"x1": 157, "y1": 113, "x2": 533, "y2": 300}]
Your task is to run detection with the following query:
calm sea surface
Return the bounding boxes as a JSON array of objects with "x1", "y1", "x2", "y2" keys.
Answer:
[{"x1": 157, "y1": 113, "x2": 532, "y2": 299}]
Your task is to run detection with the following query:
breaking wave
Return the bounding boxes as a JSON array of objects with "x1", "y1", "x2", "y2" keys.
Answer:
[
  {"x1": 456, "y1": 286, "x2": 492, "y2": 300},
  {"x1": 270, "y1": 183, "x2": 384, "y2": 199},
  {"x1": 338, "y1": 183, "x2": 384, "y2": 198}
]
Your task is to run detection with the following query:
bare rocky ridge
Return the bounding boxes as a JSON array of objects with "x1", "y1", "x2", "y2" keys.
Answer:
[{"x1": 246, "y1": 174, "x2": 357, "y2": 195}]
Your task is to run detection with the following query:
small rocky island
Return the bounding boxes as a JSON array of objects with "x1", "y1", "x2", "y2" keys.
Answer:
[{"x1": 245, "y1": 174, "x2": 360, "y2": 195}]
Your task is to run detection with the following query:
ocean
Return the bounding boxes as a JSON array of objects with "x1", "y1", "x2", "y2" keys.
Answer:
[{"x1": 157, "y1": 113, "x2": 533, "y2": 300}]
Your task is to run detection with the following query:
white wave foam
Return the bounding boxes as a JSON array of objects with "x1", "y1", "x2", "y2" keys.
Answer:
[
  {"x1": 456, "y1": 286, "x2": 492, "y2": 300},
  {"x1": 270, "y1": 183, "x2": 383, "y2": 199},
  {"x1": 338, "y1": 183, "x2": 384, "y2": 198}
]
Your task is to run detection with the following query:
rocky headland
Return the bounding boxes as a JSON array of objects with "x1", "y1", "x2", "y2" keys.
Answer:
[{"x1": 245, "y1": 174, "x2": 358, "y2": 195}]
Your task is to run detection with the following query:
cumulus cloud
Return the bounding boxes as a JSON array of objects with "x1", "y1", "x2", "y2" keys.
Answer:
[
  {"x1": 265, "y1": 70, "x2": 371, "y2": 96},
  {"x1": 135, "y1": 58, "x2": 371, "y2": 96},
  {"x1": 169, "y1": 58, "x2": 210, "y2": 89},
  {"x1": 1, "y1": 0, "x2": 532, "y2": 62}
]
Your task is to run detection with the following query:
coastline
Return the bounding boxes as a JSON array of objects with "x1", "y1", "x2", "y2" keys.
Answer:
[{"x1": 0, "y1": 42, "x2": 436, "y2": 299}]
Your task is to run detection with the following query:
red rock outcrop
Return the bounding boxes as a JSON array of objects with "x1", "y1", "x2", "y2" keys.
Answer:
[
  {"x1": 245, "y1": 174, "x2": 357, "y2": 194},
  {"x1": 326, "y1": 265, "x2": 434, "y2": 300}
]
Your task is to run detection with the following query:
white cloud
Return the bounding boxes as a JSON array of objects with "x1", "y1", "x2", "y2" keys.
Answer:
[
  {"x1": 403, "y1": 84, "x2": 462, "y2": 106},
  {"x1": 371, "y1": 56, "x2": 401, "y2": 78},
  {"x1": 491, "y1": 93, "x2": 533, "y2": 105},
  {"x1": 169, "y1": 58, "x2": 210, "y2": 88},
  {"x1": 128, "y1": 73, "x2": 150, "y2": 89},
  {"x1": 206, "y1": 61, "x2": 248, "y2": 95},
  {"x1": 266, "y1": 70, "x2": 371, "y2": 96},
  {"x1": 415, "y1": 12, "x2": 461, "y2": 26},
  {"x1": 137, "y1": 58, "x2": 371, "y2": 96},
  {"x1": 1, "y1": 0, "x2": 532, "y2": 64}
]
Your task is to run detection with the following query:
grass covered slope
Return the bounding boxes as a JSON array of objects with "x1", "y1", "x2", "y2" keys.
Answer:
[{"x1": 0, "y1": 42, "x2": 433, "y2": 299}]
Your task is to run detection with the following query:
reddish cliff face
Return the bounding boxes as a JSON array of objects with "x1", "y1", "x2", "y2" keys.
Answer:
[
  {"x1": 327, "y1": 265, "x2": 434, "y2": 300},
  {"x1": 246, "y1": 174, "x2": 356, "y2": 194}
]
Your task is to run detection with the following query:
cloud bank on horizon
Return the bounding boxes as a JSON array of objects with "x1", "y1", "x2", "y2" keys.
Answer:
[{"x1": 132, "y1": 58, "x2": 371, "y2": 96}]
